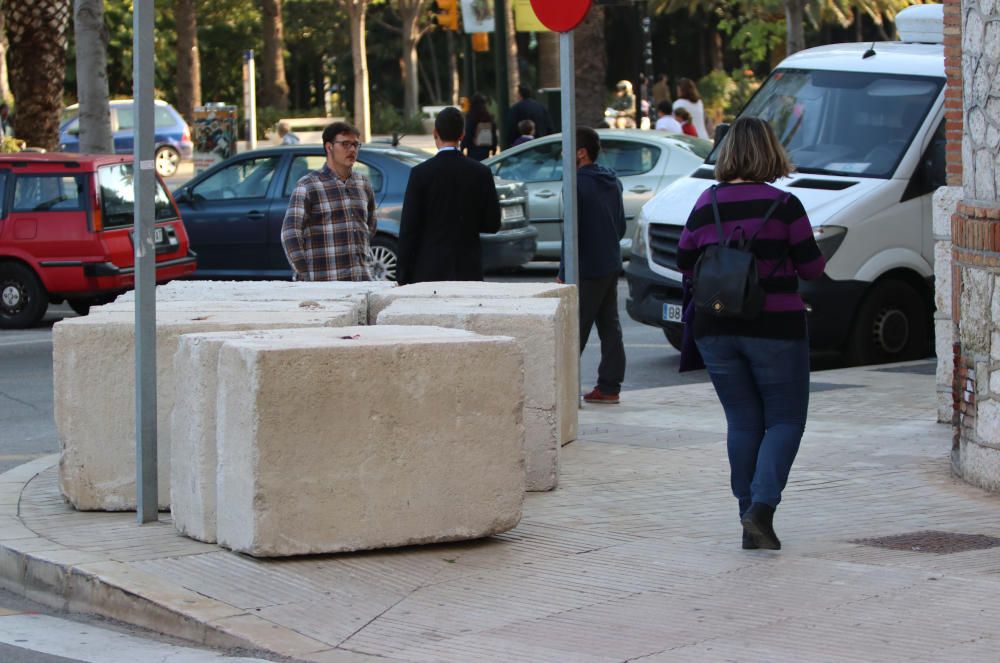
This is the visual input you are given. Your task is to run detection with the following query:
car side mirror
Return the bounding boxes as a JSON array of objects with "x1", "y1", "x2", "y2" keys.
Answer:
[
  {"x1": 713, "y1": 123, "x2": 730, "y2": 144},
  {"x1": 173, "y1": 188, "x2": 191, "y2": 203}
]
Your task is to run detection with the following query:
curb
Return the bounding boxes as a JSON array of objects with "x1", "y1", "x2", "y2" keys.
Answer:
[{"x1": 0, "y1": 455, "x2": 351, "y2": 661}]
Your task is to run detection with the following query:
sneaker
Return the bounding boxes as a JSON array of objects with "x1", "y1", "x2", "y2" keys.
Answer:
[{"x1": 583, "y1": 387, "x2": 620, "y2": 404}]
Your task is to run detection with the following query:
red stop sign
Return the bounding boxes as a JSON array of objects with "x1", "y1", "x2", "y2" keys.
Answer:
[{"x1": 529, "y1": 0, "x2": 591, "y2": 33}]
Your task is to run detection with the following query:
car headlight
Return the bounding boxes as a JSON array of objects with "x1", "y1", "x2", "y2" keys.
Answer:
[
  {"x1": 813, "y1": 225, "x2": 847, "y2": 260},
  {"x1": 631, "y1": 219, "x2": 649, "y2": 259}
]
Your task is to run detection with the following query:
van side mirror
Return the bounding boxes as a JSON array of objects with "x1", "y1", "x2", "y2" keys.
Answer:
[{"x1": 713, "y1": 123, "x2": 730, "y2": 144}]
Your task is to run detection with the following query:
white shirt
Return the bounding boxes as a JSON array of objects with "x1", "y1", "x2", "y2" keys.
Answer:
[
  {"x1": 672, "y1": 98, "x2": 709, "y2": 139},
  {"x1": 655, "y1": 115, "x2": 683, "y2": 133}
]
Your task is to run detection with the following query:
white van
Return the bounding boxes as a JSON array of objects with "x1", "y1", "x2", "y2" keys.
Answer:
[{"x1": 625, "y1": 4, "x2": 946, "y2": 365}]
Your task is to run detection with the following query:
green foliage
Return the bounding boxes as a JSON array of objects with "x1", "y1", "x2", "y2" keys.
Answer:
[
  {"x1": 253, "y1": 106, "x2": 284, "y2": 141},
  {"x1": 717, "y1": 16, "x2": 785, "y2": 67},
  {"x1": 371, "y1": 102, "x2": 425, "y2": 136},
  {"x1": 0, "y1": 136, "x2": 24, "y2": 153},
  {"x1": 697, "y1": 68, "x2": 762, "y2": 125}
]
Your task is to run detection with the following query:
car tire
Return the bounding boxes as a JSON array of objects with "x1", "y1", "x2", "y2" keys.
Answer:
[
  {"x1": 67, "y1": 298, "x2": 92, "y2": 317},
  {"x1": 846, "y1": 278, "x2": 929, "y2": 366},
  {"x1": 0, "y1": 262, "x2": 48, "y2": 329},
  {"x1": 663, "y1": 326, "x2": 683, "y2": 351},
  {"x1": 155, "y1": 146, "x2": 180, "y2": 177},
  {"x1": 370, "y1": 235, "x2": 398, "y2": 282}
]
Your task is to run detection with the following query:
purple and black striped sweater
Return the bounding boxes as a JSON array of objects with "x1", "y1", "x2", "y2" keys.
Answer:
[{"x1": 677, "y1": 182, "x2": 826, "y2": 340}]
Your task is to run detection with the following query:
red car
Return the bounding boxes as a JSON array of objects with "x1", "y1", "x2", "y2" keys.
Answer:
[{"x1": 0, "y1": 153, "x2": 197, "y2": 328}]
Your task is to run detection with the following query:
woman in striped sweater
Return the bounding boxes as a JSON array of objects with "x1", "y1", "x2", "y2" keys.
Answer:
[{"x1": 676, "y1": 117, "x2": 826, "y2": 550}]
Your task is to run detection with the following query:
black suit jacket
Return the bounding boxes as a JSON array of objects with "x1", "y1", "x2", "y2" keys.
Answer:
[{"x1": 397, "y1": 149, "x2": 501, "y2": 285}]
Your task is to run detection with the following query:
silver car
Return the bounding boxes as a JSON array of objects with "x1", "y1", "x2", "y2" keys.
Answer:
[{"x1": 484, "y1": 129, "x2": 712, "y2": 259}]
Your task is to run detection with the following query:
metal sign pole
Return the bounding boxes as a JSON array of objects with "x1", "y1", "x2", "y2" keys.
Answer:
[
  {"x1": 133, "y1": 0, "x2": 157, "y2": 524},
  {"x1": 244, "y1": 50, "x2": 257, "y2": 150},
  {"x1": 560, "y1": 31, "x2": 578, "y2": 288}
]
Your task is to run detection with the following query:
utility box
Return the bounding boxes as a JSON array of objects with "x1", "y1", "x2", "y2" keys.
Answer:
[{"x1": 538, "y1": 88, "x2": 561, "y2": 133}]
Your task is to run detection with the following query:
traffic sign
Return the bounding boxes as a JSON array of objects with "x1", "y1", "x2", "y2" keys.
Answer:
[{"x1": 528, "y1": 0, "x2": 591, "y2": 33}]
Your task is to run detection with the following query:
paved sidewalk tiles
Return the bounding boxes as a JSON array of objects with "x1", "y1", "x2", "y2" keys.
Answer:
[{"x1": 2, "y1": 359, "x2": 999, "y2": 662}]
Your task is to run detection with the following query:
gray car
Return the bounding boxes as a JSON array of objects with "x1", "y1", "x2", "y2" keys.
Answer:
[{"x1": 484, "y1": 129, "x2": 712, "y2": 260}]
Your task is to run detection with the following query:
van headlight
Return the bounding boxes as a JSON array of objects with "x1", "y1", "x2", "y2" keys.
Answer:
[
  {"x1": 814, "y1": 225, "x2": 847, "y2": 260},
  {"x1": 631, "y1": 220, "x2": 649, "y2": 259}
]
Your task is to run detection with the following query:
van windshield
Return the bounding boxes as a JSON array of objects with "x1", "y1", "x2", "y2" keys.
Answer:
[{"x1": 710, "y1": 69, "x2": 943, "y2": 178}]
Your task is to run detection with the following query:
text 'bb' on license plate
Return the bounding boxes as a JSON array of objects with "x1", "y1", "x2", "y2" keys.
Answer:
[{"x1": 662, "y1": 303, "x2": 682, "y2": 322}]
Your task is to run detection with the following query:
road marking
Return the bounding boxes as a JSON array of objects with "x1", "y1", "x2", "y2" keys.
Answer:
[
  {"x1": 0, "y1": 337, "x2": 52, "y2": 348},
  {"x1": 0, "y1": 614, "x2": 274, "y2": 663}
]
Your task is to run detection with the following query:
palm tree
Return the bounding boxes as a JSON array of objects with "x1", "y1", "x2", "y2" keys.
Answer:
[
  {"x1": 4, "y1": 0, "x2": 71, "y2": 150},
  {"x1": 574, "y1": 5, "x2": 607, "y2": 127},
  {"x1": 175, "y1": 0, "x2": 202, "y2": 124},
  {"x1": 74, "y1": 0, "x2": 113, "y2": 153},
  {"x1": 259, "y1": 0, "x2": 290, "y2": 110}
]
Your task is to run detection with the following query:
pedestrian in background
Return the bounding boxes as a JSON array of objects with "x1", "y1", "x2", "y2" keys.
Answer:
[
  {"x1": 673, "y1": 78, "x2": 710, "y2": 139},
  {"x1": 673, "y1": 107, "x2": 698, "y2": 137},
  {"x1": 512, "y1": 119, "x2": 535, "y2": 146},
  {"x1": 651, "y1": 73, "x2": 671, "y2": 107},
  {"x1": 281, "y1": 121, "x2": 376, "y2": 281},
  {"x1": 398, "y1": 107, "x2": 501, "y2": 285},
  {"x1": 675, "y1": 117, "x2": 825, "y2": 550},
  {"x1": 276, "y1": 120, "x2": 300, "y2": 145},
  {"x1": 654, "y1": 100, "x2": 683, "y2": 134},
  {"x1": 461, "y1": 93, "x2": 498, "y2": 162},
  {"x1": 560, "y1": 127, "x2": 627, "y2": 405},
  {"x1": 505, "y1": 84, "x2": 553, "y2": 148},
  {"x1": 0, "y1": 103, "x2": 13, "y2": 139}
]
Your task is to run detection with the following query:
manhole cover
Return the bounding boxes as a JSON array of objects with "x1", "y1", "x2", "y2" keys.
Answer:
[{"x1": 852, "y1": 530, "x2": 1000, "y2": 554}]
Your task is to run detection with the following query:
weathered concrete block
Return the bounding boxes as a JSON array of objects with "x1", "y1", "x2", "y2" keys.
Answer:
[
  {"x1": 214, "y1": 326, "x2": 524, "y2": 556},
  {"x1": 114, "y1": 279, "x2": 395, "y2": 304},
  {"x1": 369, "y1": 282, "x2": 579, "y2": 444},
  {"x1": 54, "y1": 306, "x2": 359, "y2": 511},
  {"x1": 377, "y1": 298, "x2": 562, "y2": 490}
]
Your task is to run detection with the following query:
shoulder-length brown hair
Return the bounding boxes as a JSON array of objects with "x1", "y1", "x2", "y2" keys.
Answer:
[
  {"x1": 713, "y1": 117, "x2": 793, "y2": 183},
  {"x1": 676, "y1": 78, "x2": 700, "y2": 102}
]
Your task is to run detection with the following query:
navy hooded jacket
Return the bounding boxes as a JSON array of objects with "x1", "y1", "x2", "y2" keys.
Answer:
[{"x1": 559, "y1": 163, "x2": 626, "y2": 281}]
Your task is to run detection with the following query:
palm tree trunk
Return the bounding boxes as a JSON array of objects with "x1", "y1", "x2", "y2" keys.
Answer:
[
  {"x1": 785, "y1": 0, "x2": 806, "y2": 55},
  {"x1": 574, "y1": 6, "x2": 607, "y2": 128},
  {"x1": 73, "y1": 0, "x2": 112, "y2": 153},
  {"x1": 5, "y1": 0, "x2": 71, "y2": 150},
  {"x1": 175, "y1": 0, "x2": 202, "y2": 124},
  {"x1": 347, "y1": 1, "x2": 371, "y2": 141},
  {"x1": 538, "y1": 32, "x2": 559, "y2": 89},
  {"x1": 259, "y1": 0, "x2": 289, "y2": 110},
  {"x1": 505, "y1": 0, "x2": 519, "y2": 103}
]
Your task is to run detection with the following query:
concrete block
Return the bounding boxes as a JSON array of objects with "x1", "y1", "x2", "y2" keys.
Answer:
[
  {"x1": 377, "y1": 298, "x2": 562, "y2": 490},
  {"x1": 113, "y1": 279, "x2": 395, "y2": 304},
  {"x1": 369, "y1": 282, "x2": 579, "y2": 444},
  {"x1": 214, "y1": 326, "x2": 524, "y2": 556},
  {"x1": 53, "y1": 306, "x2": 359, "y2": 511}
]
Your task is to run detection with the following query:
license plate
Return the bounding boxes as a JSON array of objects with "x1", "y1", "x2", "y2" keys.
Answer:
[
  {"x1": 662, "y1": 303, "x2": 682, "y2": 322},
  {"x1": 501, "y1": 204, "x2": 524, "y2": 221}
]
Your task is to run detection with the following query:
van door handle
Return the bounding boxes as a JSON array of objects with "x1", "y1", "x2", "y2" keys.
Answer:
[
  {"x1": 628, "y1": 185, "x2": 652, "y2": 193},
  {"x1": 535, "y1": 190, "x2": 557, "y2": 199}
]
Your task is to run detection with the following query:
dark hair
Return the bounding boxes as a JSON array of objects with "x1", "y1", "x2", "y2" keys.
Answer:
[
  {"x1": 713, "y1": 117, "x2": 792, "y2": 183},
  {"x1": 321, "y1": 121, "x2": 360, "y2": 147},
  {"x1": 656, "y1": 100, "x2": 673, "y2": 115},
  {"x1": 576, "y1": 126, "x2": 600, "y2": 162},
  {"x1": 673, "y1": 107, "x2": 691, "y2": 123},
  {"x1": 435, "y1": 106, "x2": 464, "y2": 141},
  {"x1": 517, "y1": 83, "x2": 532, "y2": 99},
  {"x1": 677, "y1": 78, "x2": 700, "y2": 102},
  {"x1": 517, "y1": 119, "x2": 535, "y2": 136},
  {"x1": 468, "y1": 93, "x2": 493, "y2": 124}
]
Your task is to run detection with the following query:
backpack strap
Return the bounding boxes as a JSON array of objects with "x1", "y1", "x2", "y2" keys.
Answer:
[{"x1": 709, "y1": 185, "x2": 725, "y2": 244}]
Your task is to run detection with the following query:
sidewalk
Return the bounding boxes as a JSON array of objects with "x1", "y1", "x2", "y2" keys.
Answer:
[{"x1": 2, "y1": 360, "x2": 999, "y2": 662}]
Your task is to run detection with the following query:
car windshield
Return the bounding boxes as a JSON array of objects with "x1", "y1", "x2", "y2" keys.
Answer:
[
  {"x1": 707, "y1": 69, "x2": 943, "y2": 178},
  {"x1": 98, "y1": 163, "x2": 178, "y2": 228}
]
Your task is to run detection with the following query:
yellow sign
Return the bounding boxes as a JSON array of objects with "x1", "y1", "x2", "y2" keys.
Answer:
[{"x1": 513, "y1": 0, "x2": 549, "y2": 32}]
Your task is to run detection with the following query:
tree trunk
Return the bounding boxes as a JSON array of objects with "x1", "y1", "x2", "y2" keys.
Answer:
[
  {"x1": 347, "y1": 1, "x2": 371, "y2": 141},
  {"x1": 709, "y1": 29, "x2": 724, "y2": 71},
  {"x1": 537, "y1": 31, "x2": 559, "y2": 89},
  {"x1": 785, "y1": 0, "x2": 806, "y2": 55},
  {"x1": 174, "y1": 0, "x2": 201, "y2": 124},
  {"x1": 505, "y1": 0, "x2": 519, "y2": 103},
  {"x1": 73, "y1": 0, "x2": 112, "y2": 153},
  {"x1": 398, "y1": 1, "x2": 427, "y2": 120},
  {"x1": 445, "y1": 30, "x2": 459, "y2": 105},
  {"x1": 574, "y1": 6, "x2": 607, "y2": 128},
  {"x1": 259, "y1": 0, "x2": 289, "y2": 110},
  {"x1": 5, "y1": 0, "x2": 71, "y2": 150},
  {"x1": 0, "y1": 11, "x2": 10, "y2": 103}
]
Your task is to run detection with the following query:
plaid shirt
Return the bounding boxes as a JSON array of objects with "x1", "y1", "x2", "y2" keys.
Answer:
[{"x1": 281, "y1": 164, "x2": 377, "y2": 281}]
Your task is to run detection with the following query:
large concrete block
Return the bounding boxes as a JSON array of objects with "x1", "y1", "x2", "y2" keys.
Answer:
[
  {"x1": 377, "y1": 298, "x2": 562, "y2": 491},
  {"x1": 53, "y1": 305, "x2": 359, "y2": 511},
  {"x1": 214, "y1": 326, "x2": 525, "y2": 556},
  {"x1": 369, "y1": 282, "x2": 579, "y2": 444},
  {"x1": 114, "y1": 279, "x2": 396, "y2": 303}
]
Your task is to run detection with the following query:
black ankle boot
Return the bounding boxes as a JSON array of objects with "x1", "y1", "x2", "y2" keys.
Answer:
[
  {"x1": 742, "y1": 530, "x2": 759, "y2": 550},
  {"x1": 741, "y1": 503, "x2": 781, "y2": 550}
]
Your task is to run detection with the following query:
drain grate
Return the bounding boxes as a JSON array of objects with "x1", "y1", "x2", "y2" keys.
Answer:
[{"x1": 852, "y1": 530, "x2": 1000, "y2": 554}]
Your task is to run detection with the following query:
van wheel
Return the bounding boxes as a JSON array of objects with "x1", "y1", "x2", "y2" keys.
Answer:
[
  {"x1": 155, "y1": 146, "x2": 180, "y2": 177},
  {"x1": 67, "y1": 299, "x2": 92, "y2": 316},
  {"x1": 369, "y1": 235, "x2": 398, "y2": 282},
  {"x1": 0, "y1": 263, "x2": 48, "y2": 329},
  {"x1": 846, "y1": 279, "x2": 928, "y2": 366},
  {"x1": 663, "y1": 326, "x2": 683, "y2": 351}
]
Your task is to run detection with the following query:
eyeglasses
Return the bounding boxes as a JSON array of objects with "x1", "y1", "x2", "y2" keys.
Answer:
[{"x1": 332, "y1": 140, "x2": 362, "y2": 151}]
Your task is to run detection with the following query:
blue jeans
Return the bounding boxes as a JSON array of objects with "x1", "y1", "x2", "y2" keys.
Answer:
[{"x1": 694, "y1": 334, "x2": 810, "y2": 518}]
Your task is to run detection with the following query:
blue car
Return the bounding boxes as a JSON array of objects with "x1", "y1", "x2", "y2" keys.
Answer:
[
  {"x1": 59, "y1": 99, "x2": 194, "y2": 178},
  {"x1": 171, "y1": 143, "x2": 537, "y2": 281}
]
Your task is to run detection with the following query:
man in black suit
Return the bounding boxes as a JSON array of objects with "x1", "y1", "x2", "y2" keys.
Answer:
[
  {"x1": 397, "y1": 107, "x2": 501, "y2": 285},
  {"x1": 504, "y1": 84, "x2": 553, "y2": 148}
]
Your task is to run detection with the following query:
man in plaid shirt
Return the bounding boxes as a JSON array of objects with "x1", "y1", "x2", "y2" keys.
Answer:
[{"x1": 281, "y1": 121, "x2": 377, "y2": 281}]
